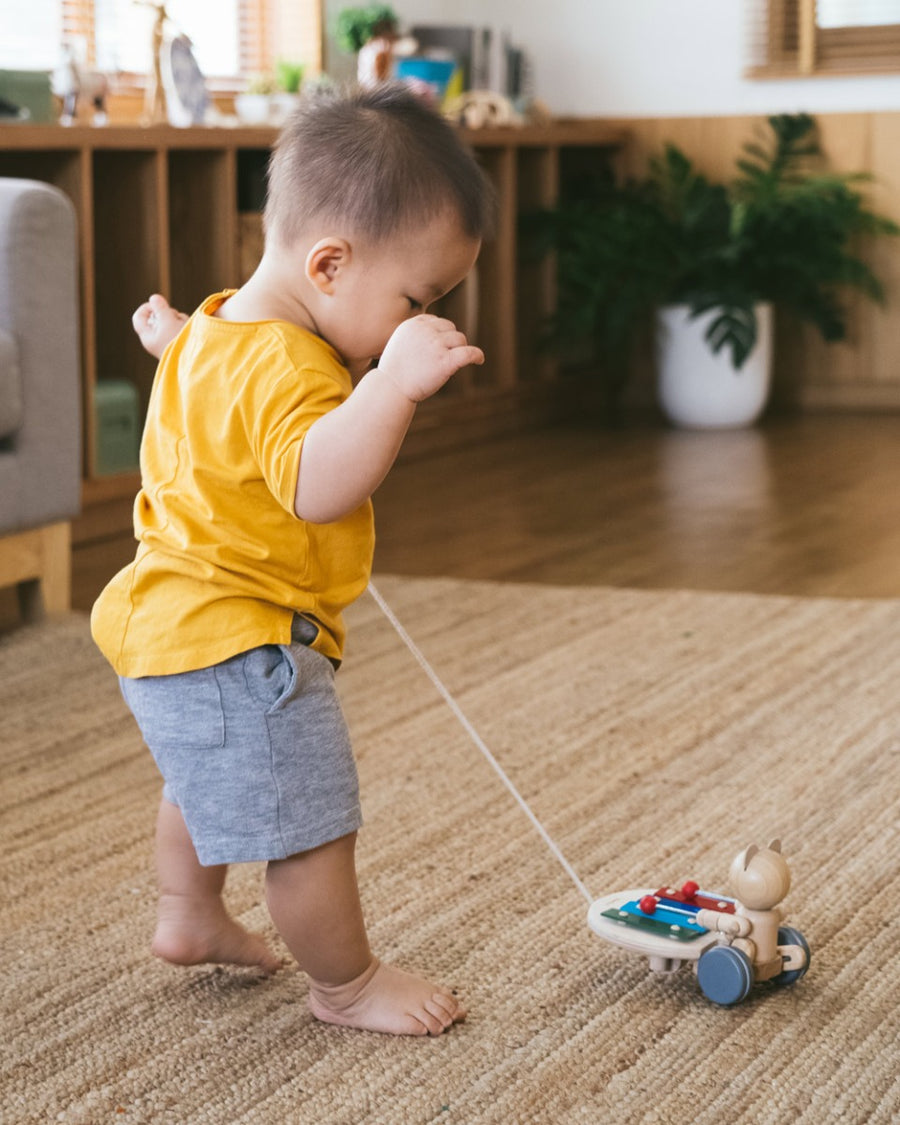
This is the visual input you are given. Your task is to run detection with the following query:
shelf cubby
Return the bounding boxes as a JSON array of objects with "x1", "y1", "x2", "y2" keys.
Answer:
[{"x1": 0, "y1": 120, "x2": 625, "y2": 496}]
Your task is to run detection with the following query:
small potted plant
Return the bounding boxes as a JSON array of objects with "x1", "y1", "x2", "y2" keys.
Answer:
[
  {"x1": 335, "y1": 4, "x2": 399, "y2": 85},
  {"x1": 235, "y1": 62, "x2": 305, "y2": 126},
  {"x1": 235, "y1": 73, "x2": 278, "y2": 124},
  {"x1": 524, "y1": 114, "x2": 899, "y2": 426},
  {"x1": 271, "y1": 60, "x2": 306, "y2": 122}
]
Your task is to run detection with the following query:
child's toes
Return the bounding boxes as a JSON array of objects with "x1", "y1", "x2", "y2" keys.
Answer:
[{"x1": 416, "y1": 994, "x2": 461, "y2": 1035}]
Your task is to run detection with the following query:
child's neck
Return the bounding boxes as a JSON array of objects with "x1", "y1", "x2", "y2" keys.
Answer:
[{"x1": 217, "y1": 256, "x2": 319, "y2": 336}]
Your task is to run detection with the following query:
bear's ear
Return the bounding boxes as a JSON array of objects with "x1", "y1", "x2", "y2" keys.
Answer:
[
  {"x1": 767, "y1": 838, "x2": 782, "y2": 854},
  {"x1": 741, "y1": 844, "x2": 759, "y2": 870}
]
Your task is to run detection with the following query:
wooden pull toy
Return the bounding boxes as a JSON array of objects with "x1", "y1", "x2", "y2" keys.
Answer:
[{"x1": 587, "y1": 839, "x2": 810, "y2": 1006}]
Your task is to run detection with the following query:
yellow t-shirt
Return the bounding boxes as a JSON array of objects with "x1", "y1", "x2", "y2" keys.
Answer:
[{"x1": 91, "y1": 292, "x2": 375, "y2": 677}]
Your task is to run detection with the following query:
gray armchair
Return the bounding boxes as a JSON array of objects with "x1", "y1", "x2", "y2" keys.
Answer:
[{"x1": 0, "y1": 178, "x2": 81, "y2": 621}]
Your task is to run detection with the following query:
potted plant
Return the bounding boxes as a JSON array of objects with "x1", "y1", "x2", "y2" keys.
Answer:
[
  {"x1": 333, "y1": 4, "x2": 398, "y2": 86},
  {"x1": 335, "y1": 4, "x2": 398, "y2": 53},
  {"x1": 235, "y1": 61, "x2": 305, "y2": 126},
  {"x1": 271, "y1": 59, "x2": 306, "y2": 122},
  {"x1": 524, "y1": 114, "x2": 899, "y2": 426},
  {"x1": 234, "y1": 73, "x2": 278, "y2": 124},
  {"x1": 335, "y1": 4, "x2": 399, "y2": 85}
]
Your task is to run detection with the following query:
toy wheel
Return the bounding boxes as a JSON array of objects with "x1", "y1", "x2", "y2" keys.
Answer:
[
  {"x1": 774, "y1": 925, "x2": 810, "y2": 986},
  {"x1": 697, "y1": 945, "x2": 754, "y2": 1006}
]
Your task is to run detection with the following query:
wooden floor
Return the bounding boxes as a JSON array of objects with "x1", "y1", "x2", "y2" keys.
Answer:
[
  {"x1": 3, "y1": 413, "x2": 900, "y2": 633},
  {"x1": 372, "y1": 413, "x2": 900, "y2": 599}
]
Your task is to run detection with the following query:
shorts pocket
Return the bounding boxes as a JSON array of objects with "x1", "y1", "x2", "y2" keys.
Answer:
[
  {"x1": 240, "y1": 644, "x2": 298, "y2": 712},
  {"x1": 120, "y1": 667, "x2": 226, "y2": 751}
]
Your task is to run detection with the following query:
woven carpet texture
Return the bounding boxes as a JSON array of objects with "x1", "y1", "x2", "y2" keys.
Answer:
[{"x1": 2, "y1": 575, "x2": 898, "y2": 1124}]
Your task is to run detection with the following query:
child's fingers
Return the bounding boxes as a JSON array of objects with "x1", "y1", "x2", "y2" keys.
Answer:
[
  {"x1": 451, "y1": 344, "x2": 484, "y2": 368},
  {"x1": 436, "y1": 325, "x2": 483, "y2": 369},
  {"x1": 423, "y1": 315, "x2": 459, "y2": 332},
  {"x1": 132, "y1": 303, "x2": 154, "y2": 331}
]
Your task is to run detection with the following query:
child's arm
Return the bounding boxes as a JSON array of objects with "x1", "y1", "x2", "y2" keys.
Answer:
[
  {"x1": 295, "y1": 315, "x2": 482, "y2": 523},
  {"x1": 133, "y1": 294, "x2": 189, "y2": 359}
]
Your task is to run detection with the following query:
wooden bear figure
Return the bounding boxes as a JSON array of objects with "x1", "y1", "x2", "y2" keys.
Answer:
[{"x1": 697, "y1": 838, "x2": 795, "y2": 982}]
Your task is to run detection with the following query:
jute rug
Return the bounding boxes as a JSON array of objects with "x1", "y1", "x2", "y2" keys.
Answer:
[{"x1": 2, "y1": 575, "x2": 898, "y2": 1125}]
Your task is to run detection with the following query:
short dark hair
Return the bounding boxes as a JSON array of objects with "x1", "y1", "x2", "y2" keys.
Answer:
[{"x1": 264, "y1": 84, "x2": 496, "y2": 248}]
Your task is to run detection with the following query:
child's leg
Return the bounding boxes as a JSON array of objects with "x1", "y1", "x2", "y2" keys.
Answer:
[
  {"x1": 266, "y1": 832, "x2": 465, "y2": 1036},
  {"x1": 132, "y1": 293, "x2": 188, "y2": 359},
  {"x1": 152, "y1": 797, "x2": 281, "y2": 973}
]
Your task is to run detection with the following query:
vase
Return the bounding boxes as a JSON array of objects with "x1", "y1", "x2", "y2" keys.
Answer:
[
  {"x1": 655, "y1": 303, "x2": 773, "y2": 429},
  {"x1": 270, "y1": 92, "x2": 301, "y2": 125},
  {"x1": 234, "y1": 93, "x2": 273, "y2": 125}
]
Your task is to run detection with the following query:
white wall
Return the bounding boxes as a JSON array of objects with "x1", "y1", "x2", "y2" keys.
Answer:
[{"x1": 324, "y1": 0, "x2": 900, "y2": 116}]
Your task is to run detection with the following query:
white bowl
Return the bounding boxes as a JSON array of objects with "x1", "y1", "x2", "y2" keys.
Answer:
[{"x1": 234, "y1": 94, "x2": 273, "y2": 125}]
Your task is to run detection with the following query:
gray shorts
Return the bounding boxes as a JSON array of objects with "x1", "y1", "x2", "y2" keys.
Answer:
[{"x1": 119, "y1": 619, "x2": 362, "y2": 866}]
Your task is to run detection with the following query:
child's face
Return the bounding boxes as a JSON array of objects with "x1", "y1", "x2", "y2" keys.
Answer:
[{"x1": 312, "y1": 212, "x2": 481, "y2": 372}]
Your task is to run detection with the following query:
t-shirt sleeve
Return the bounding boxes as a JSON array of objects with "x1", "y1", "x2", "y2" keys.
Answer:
[{"x1": 239, "y1": 342, "x2": 349, "y2": 516}]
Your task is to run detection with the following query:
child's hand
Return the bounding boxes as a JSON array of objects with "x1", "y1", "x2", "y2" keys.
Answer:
[
  {"x1": 133, "y1": 294, "x2": 189, "y2": 360},
  {"x1": 376, "y1": 315, "x2": 484, "y2": 403}
]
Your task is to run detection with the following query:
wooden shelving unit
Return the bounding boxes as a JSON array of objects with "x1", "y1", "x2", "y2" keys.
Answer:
[{"x1": 0, "y1": 120, "x2": 625, "y2": 515}]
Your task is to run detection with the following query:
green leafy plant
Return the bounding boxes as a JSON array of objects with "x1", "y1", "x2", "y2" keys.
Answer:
[
  {"x1": 523, "y1": 114, "x2": 899, "y2": 405},
  {"x1": 275, "y1": 60, "x2": 305, "y2": 94},
  {"x1": 335, "y1": 5, "x2": 398, "y2": 54},
  {"x1": 245, "y1": 73, "x2": 278, "y2": 95}
]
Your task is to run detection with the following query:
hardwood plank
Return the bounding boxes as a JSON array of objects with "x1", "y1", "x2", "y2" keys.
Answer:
[
  {"x1": 4, "y1": 415, "x2": 899, "y2": 637},
  {"x1": 370, "y1": 415, "x2": 900, "y2": 599}
]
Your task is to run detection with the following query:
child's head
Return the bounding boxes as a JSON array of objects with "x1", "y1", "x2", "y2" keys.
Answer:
[
  {"x1": 262, "y1": 84, "x2": 494, "y2": 370},
  {"x1": 264, "y1": 83, "x2": 495, "y2": 251}
]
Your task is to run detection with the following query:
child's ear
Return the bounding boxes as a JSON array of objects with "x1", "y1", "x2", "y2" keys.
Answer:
[{"x1": 305, "y1": 237, "x2": 352, "y2": 294}]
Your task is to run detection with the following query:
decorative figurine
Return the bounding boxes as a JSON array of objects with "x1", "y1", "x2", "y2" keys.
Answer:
[
  {"x1": 356, "y1": 25, "x2": 397, "y2": 87},
  {"x1": 51, "y1": 45, "x2": 110, "y2": 126},
  {"x1": 587, "y1": 839, "x2": 810, "y2": 1006},
  {"x1": 444, "y1": 91, "x2": 519, "y2": 130},
  {"x1": 138, "y1": 0, "x2": 170, "y2": 125},
  {"x1": 51, "y1": 45, "x2": 81, "y2": 125},
  {"x1": 89, "y1": 73, "x2": 110, "y2": 126},
  {"x1": 162, "y1": 34, "x2": 209, "y2": 126}
]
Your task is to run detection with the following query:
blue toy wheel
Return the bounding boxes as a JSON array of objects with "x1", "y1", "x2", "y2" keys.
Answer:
[
  {"x1": 697, "y1": 945, "x2": 754, "y2": 1006},
  {"x1": 774, "y1": 925, "x2": 810, "y2": 986}
]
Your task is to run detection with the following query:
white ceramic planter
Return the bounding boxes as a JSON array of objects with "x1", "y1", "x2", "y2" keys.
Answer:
[
  {"x1": 270, "y1": 92, "x2": 301, "y2": 125},
  {"x1": 234, "y1": 92, "x2": 300, "y2": 127},
  {"x1": 234, "y1": 93, "x2": 274, "y2": 125},
  {"x1": 656, "y1": 303, "x2": 773, "y2": 429}
]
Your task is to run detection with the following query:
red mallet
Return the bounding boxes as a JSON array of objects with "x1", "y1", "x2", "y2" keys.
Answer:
[
  {"x1": 638, "y1": 895, "x2": 658, "y2": 914},
  {"x1": 682, "y1": 880, "x2": 700, "y2": 901}
]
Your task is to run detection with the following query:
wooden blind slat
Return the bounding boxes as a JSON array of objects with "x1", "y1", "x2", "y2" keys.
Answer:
[
  {"x1": 61, "y1": 0, "x2": 96, "y2": 66},
  {"x1": 56, "y1": 0, "x2": 321, "y2": 82},
  {"x1": 799, "y1": 0, "x2": 818, "y2": 71},
  {"x1": 239, "y1": 0, "x2": 268, "y2": 78},
  {"x1": 750, "y1": 0, "x2": 900, "y2": 75}
]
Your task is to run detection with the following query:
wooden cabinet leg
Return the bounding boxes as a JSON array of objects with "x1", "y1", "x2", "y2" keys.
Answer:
[
  {"x1": 39, "y1": 522, "x2": 72, "y2": 614},
  {"x1": 0, "y1": 522, "x2": 72, "y2": 623}
]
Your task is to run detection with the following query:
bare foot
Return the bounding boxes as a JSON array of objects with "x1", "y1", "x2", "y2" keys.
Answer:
[
  {"x1": 151, "y1": 892, "x2": 282, "y2": 974},
  {"x1": 133, "y1": 293, "x2": 188, "y2": 359},
  {"x1": 308, "y1": 958, "x2": 466, "y2": 1036}
]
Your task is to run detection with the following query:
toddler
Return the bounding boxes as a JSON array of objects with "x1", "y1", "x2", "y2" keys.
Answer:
[{"x1": 92, "y1": 84, "x2": 494, "y2": 1036}]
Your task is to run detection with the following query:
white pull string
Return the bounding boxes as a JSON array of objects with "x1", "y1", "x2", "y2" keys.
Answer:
[{"x1": 367, "y1": 581, "x2": 594, "y2": 906}]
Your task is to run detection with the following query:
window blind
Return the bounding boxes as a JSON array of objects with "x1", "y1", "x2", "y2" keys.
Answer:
[
  {"x1": 0, "y1": 0, "x2": 321, "y2": 81},
  {"x1": 747, "y1": 0, "x2": 900, "y2": 75}
]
